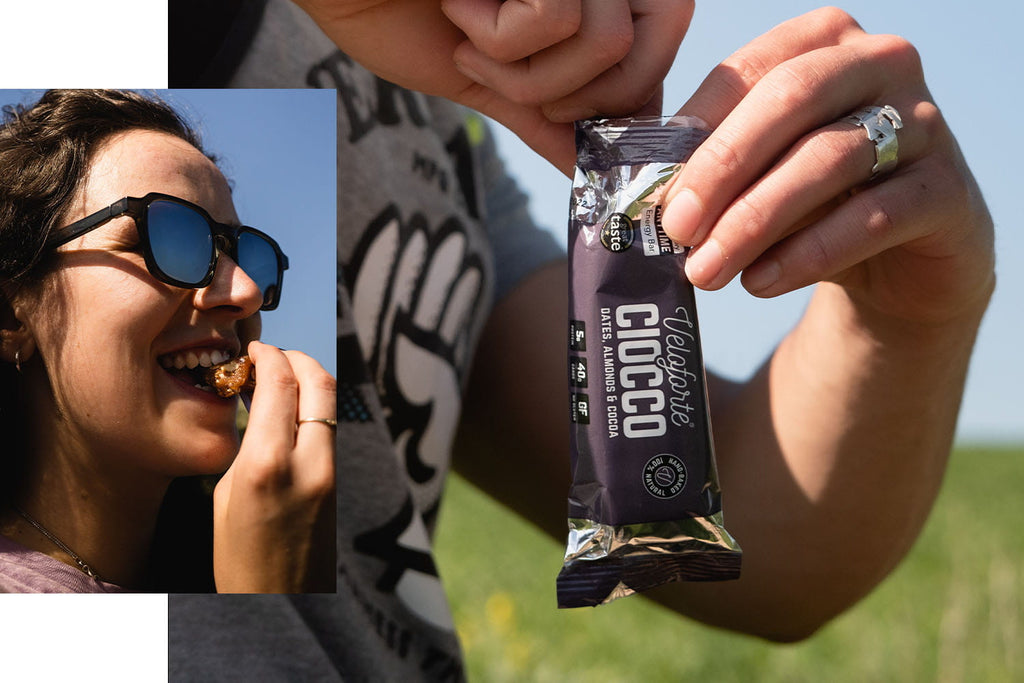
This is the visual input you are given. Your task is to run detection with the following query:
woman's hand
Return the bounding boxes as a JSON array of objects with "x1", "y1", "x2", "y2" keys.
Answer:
[
  {"x1": 292, "y1": 0, "x2": 693, "y2": 173},
  {"x1": 661, "y1": 7, "x2": 995, "y2": 327},
  {"x1": 213, "y1": 341, "x2": 336, "y2": 593}
]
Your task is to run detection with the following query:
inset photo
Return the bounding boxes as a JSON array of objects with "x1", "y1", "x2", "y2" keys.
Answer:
[{"x1": 0, "y1": 88, "x2": 337, "y2": 594}]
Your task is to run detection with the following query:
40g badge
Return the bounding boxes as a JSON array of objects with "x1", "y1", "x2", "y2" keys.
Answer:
[{"x1": 642, "y1": 454, "x2": 687, "y2": 499}]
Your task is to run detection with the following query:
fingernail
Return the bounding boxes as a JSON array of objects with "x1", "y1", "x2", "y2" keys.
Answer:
[
  {"x1": 662, "y1": 188, "x2": 703, "y2": 245},
  {"x1": 684, "y1": 239, "x2": 724, "y2": 286},
  {"x1": 743, "y1": 259, "x2": 780, "y2": 294}
]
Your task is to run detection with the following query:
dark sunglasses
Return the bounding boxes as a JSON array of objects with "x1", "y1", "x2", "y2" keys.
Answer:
[{"x1": 45, "y1": 192, "x2": 289, "y2": 311}]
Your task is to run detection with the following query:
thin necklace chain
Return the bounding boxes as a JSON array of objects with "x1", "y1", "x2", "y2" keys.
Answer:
[{"x1": 12, "y1": 505, "x2": 102, "y2": 581}]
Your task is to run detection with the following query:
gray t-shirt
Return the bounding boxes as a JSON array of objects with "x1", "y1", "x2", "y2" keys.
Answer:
[{"x1": 168, "y1": 2, "x2": 564, "y2": 681}]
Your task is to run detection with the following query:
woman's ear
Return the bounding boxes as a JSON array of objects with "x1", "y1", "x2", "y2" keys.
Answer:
[{"x1": 0, "y1": 295, "x2": 36, "y2": 367}]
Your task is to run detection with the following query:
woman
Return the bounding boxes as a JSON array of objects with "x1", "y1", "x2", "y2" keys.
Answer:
[{"x1": 0, "y1": 89, "x2": 336, "y2": 593}]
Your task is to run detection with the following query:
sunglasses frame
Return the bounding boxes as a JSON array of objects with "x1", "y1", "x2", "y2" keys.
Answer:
[{"x1": 45, "y1": 192, "x2": 289, "y2": 310}]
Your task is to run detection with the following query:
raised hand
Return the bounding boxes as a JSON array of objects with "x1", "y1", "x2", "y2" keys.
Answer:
[
  {"x1": 661, "y1": 7, "x2": 994, "y2": 326},
  {"x1": 291, "y1": 0, "x2": 694, "y2": 173},
  {"x1": 213, "y1": 341, "x2": 336, "y2": 593}
]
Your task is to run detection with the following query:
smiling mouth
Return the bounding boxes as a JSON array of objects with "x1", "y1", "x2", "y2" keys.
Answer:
[{"x1": 158, "y1": 348, "x2": 236, "y2": 395}]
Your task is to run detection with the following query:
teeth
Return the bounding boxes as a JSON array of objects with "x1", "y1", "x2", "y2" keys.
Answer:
[{"x1": 159, "y1": 348, "x2": 234, "y2": 372}]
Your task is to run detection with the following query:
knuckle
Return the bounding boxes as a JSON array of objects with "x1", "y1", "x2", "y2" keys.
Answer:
[
  {"x1": 586, "y1": 21, "x2": 635, "y2": 70},
  {"x1": 244, "y1": 455, "x2": 292, "y2": 491},
  {"x1": 310, "y1": 370, "x2": 337, "y2": 396},
  {"x1": 542, "y1": 3, "x2": 583, "y2": 41},
  {"x1": 697, "y1": 132, "x2": 746, "y2": 178},
  {"x1": 871, "y1": 33, "x2": 924, "y2": 79},
  {"x1": 799, "y1": 229, "x2": 836, "y2": 277},
  {"x1": 764, "y1": 62, "x2": 822, "y2": 111},
  {"x1": 265, "y1": 369, "x2": 300, "y2": 394},
  {"x1": 720, "y1": 50, "x2": 775, "y2": 94},
  {"x1": 810, "y1": 7, "x2": 861, "y2": 37},
  {"x1": 914, "y1": 100, "x2": 944, "y2": 138},
  {"x1": 858, "y1": 194, "x2": 898, "y2": 241},
  {"x1": 729, "y1": 192, "x2": 775, "y2": 241}
]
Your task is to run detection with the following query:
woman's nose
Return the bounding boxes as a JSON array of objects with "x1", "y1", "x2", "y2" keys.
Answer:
[{"x1": 193, "y1": 250, "x2": 265, "y2": 316}]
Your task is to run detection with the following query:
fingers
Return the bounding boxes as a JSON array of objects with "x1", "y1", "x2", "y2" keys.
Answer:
[
  {"x1": 451, "y1": 0, "x2": 633, "y2": 108},
  {"x1": 239, "y1": 342, "x2": 337, "y2": 481},
  {"x1": 664, "y1": 31, "x2": 924, "y2": 248},
  {"x1": 543, "y1": 0, "x2": 690, "y2": 121},
  {"x1": 242, "y1": 341, "x2": 299, "y2": 455},
  {"x1": 449, "y1": 0, "x2": 692, "y2": 122},
  {"x1": 681, "y1": 101, "x2": 932, "y2": 291},
  {"x1": 288, "y1": 349, "x2": 337, "y2": 486},
  {"x1": 442, "y1": 0, "x2": 582, "y2": 63},
  {"x1": 671, "y1": 7, "x2": 865, "y2": 128},
  {"x1": 739, "y1": 160, "x2": 951, "y2": 302},
  {"x1": 647, "y1": 6, "x2": 941, "y2": 302}
]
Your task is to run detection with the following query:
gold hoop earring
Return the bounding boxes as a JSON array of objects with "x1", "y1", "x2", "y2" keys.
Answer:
[{"x1": 14, "y1": 349, "x2": 21, "y2": 373}]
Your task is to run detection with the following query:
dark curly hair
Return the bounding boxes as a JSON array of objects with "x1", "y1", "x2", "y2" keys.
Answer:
[{"x1": 0, "y1": 89, "x2": 209, "y2": 288}]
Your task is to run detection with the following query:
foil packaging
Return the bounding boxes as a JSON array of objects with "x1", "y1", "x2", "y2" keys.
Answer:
[{"x1": 558, "y1": 116, "x2": 742, "y2": 608}]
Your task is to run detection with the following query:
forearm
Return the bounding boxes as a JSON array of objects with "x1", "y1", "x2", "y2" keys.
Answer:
[{"x1": 653, "y1": 280, "x2": 991, "y2": 639}]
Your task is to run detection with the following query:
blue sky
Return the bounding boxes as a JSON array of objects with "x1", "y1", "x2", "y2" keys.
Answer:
[{"x1": 489, "y1": 0, "x2": 1024, "y2": 444}]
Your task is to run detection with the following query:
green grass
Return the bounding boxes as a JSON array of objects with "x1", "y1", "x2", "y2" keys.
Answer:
[{"x1": 434, "y1": 446, "x2": 1024, "y2": 682}]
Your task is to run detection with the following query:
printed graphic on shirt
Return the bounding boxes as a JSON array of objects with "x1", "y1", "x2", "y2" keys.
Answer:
[
  {"x1": 352, "y1": 494, "x2": 452, "y2": 631},
  {"x1": 345, "y1": 203, "x2": 486, "y2": 672},
  {"x1": 319, "y1": 49, "x2": 490, "y2": 677},
  {"x1": 350, "y1": 205, "x2": 486, "y2": 510},
  {"x1": 309, "y1": 50, "x2": 429, "y2": 145}
]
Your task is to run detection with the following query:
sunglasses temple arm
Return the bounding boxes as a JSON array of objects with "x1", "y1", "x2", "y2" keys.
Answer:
[{"x1": 44, "y1": 198, "x2": 132, "y2": 249}]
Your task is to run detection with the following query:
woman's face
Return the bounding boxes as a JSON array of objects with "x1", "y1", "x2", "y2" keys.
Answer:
[{"x1": 19, "y1": 129, "x2": 264, "y2": 479}]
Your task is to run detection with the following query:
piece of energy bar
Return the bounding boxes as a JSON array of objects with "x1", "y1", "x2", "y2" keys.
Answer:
[{"x1": 204, "y1": 355, "x2": 256, "y2": 398}]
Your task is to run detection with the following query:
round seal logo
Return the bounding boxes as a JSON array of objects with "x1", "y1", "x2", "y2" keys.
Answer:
[
  {"x1": 643, "y1": 454, "x2": 687, "y2": 499},
  {"x1": 600, "y1": 213, "x2": 634, "y2": 252}
]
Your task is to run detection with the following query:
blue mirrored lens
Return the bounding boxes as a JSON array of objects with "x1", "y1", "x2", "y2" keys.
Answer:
[
  {"x1": 237, "y1": 230, "x2": 279, "y2": 306},
  {"x1": 147, "y1": 201, "x2": 213, "y2": 284}
]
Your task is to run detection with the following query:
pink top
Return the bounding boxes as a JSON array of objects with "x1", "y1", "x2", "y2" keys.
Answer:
[{"x1": 0, "y1": 534, "x2": 127, "y2": 593}]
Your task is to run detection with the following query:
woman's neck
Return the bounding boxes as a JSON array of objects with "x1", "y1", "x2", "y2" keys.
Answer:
[{"x1": 3, "y1": 449, "x2": 171, "y2": 589}]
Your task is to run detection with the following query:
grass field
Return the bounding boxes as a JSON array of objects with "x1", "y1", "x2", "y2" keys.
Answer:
[{"x1": 434, "y1": 446, "x2": 1024, "y2": 682}]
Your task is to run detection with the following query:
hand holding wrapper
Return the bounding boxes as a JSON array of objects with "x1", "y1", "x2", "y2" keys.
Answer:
[{"x1": 559, "y1": 116, "x2": 741, "y2": 608}]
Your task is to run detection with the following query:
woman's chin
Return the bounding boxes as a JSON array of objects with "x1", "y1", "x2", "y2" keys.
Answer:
[{"x1": 171, "y1": 435, "x2": 241, "y2": 477}]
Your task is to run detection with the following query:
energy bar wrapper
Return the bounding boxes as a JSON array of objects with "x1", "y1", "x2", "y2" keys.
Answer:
[{"x1": 559, "y1": 116, "x2": 741, "y2": 608}]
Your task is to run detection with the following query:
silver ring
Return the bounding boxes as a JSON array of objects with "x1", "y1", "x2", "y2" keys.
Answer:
[
  {"x1": 297, "y1": 417, "x2": 338, "y2": 429},
  {"x1": 842, "y1": 105, "x2": 903, "y2": 179}
]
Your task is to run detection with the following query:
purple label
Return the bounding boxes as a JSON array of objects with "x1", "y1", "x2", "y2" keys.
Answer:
[{"x1": 567, "y1": 118, "x2": 721, "y2": 526}]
